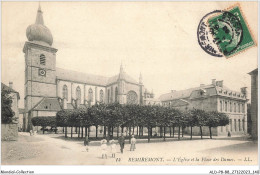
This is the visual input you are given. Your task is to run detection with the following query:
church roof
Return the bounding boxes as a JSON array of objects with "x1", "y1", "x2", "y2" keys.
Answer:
[
  {"x1": 56, "y1": 68, "x2": 108, "y2": 86},
  {"x1": 31, "y1": 97, "x2": 62, "y2": 111},
  {"x1": 56, "y1": 67, "x2": 139, "y2": 86}
]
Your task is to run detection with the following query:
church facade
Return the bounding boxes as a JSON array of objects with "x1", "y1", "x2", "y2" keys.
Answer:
[{"x1": 23, "y1": 6, "x2": 155, "y2": 131}]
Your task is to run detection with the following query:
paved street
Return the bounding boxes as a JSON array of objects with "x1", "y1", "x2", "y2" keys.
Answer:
[{"x1": 1, "y1": 132, "x2": 258, "y2": 165}]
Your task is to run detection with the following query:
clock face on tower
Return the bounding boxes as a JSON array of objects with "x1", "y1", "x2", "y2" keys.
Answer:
[{"x1": 38, "y1": 68, "x2": 46, "y2": 76}]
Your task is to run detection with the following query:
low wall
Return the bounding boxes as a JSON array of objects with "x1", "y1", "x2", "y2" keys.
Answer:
[{"x1": 1, "y1": 124, "x2": 18, "y2": 141}]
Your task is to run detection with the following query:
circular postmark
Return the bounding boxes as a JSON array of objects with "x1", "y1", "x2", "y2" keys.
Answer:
[{"x1": 197, "y1": 10, "x2": 243, "y2": 57}]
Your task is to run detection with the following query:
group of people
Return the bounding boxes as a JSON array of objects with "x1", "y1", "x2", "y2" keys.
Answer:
[{"x1": 84, "y1": 133, "x2": 137, "y2": 159}]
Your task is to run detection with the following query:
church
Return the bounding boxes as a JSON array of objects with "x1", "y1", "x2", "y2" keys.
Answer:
[{"x1": 23, "y1": 6, "x2": 156, "y2": 131}]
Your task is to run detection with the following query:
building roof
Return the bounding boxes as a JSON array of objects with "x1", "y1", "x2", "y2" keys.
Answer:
[
  {"x1": 31, "y1": 97, "x2": 62, "y2": 111},
  {"x1": 248, "y1": 68, "x2": 258, "y2": 75},
  {"x1": 1, "y1": 82, "x2": 20, "y2": 99},
  {"x1": 56, "y1": 67, "x2": 139, "y2": 86},
  {"x1": 159, "y1": 85, "x2": 214, "y2": 101},
  {"x1": 159, "y1": 83, "x2": 246, "y2": 102}
]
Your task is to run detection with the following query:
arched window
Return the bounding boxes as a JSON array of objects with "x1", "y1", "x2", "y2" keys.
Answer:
[
  {"x1": 238, "y1": 119, "x2": 241, "y2": 131},
  {"x1": 62, "y1": 85, "x2": 68, "y2": 100},
  {"x1": 100, "y1": 89, "x2": 104, "y2": 103},
  {"x1": 115, "y1": 87, "x2": 118, "y2": 102},
  {"x1": 107, "y1": 89, "x2": 110, "y2": 103},
  {"x1": 230, "y1": 119, "x2": 232, "y2": 131},
  {"x1": 111, "y1": 87, "x2": 113, "y2": 102},
  {"x1": 238, "y1": 103, "x2": 241, "y2": 113},
  {"x1": 234, "y1": 119, "x2": 237, "y2": 131},
  {"x1": 225, "y1": 101, "x2": 227, "y2": 111},
  {"x1": 230, "y1": 102, "x2": 232, "y2": 112},
  {"x1": 242, "y1": 119, "x2": 245, "y2": 131},
  {"x1": 40, "y1": 54, "x2": 46, "y2": 65},
  {"x1": 76, "y1": 86, "x2": 81, "y2": 103},
  {"x1": 220, "y1": 101, "x2": 222, "y2": 111},
  {"x1": 88, "y1": 88, "x2": 93, "y2": 102},
  {"x1": 234, "y1": 103, "x2": 236, "y2": 112}
]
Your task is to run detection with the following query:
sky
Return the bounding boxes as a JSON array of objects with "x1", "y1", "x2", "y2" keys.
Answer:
[{"x1": 1, "y1": 1, "x2": 258, "y2": 108}]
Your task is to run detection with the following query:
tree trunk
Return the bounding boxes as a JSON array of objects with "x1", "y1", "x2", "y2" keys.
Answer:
[
  {"x1": 112, "y1": 126, "x2": 114, "y2": 138},
  {"x1": 117, "y1": 126, "x2": 119, "y2": 138},
  {"x1": 209, "y1": 127, "x2": 212, "y2": 139},
  {"x1": 148, "y1": 126, "x2": 150, "y2": 143},
  {"x1": 81, "y1": 126, "x2": 83, "y2": 138},
  {"x1": 137, "y1": 126, "x2": 139, "y2": 137},
  {"x1": 190, "y1": 126, "x2": 192, "y2": 140},
  {"x1": 96, "y1": 125, "x2": 98, "y2": 139},
  {"x1": 200, "y1": 126, "x2": 203, "y2": 139},
  {"x1": 85, "y1": 126, "x2": 87, "y2": 137},
  {"x1": 182, "y1": 127, "x2": 184, "y2": 137},
  {"x1": 71, "y1": 127, "x2": 73, "y2": 138},
  {"x1": 170, "y1": 126, "x2": 172, "y2": 137},
  {"x1": 129, "y1": 126, "x2": 131, "y2": 143},
  {"x1": 104, "y1": 126, "x2": 106, "y2": 137},
  {"x1": 173, "y1": 125, "x2": 175, "y2": 138},
  {"x1": 160, "y1": 126, "x2": 162, "y2": 137},
  {"x1": 121, "y1": 126, "x2": 124, "y2": 134},
  {"x1": 133, "y1": 126, "x2": 135, "y2": 134},
  {"x1": 63, "y1": 127, "x2": 64, "y2": 134},
  {"x1": 163, "y1": 126, "x2": 166, "y2": 141},
  {"x1": 78, "y1": 127, "x2": 80, "y2": 138},
  {"x1": 65, "y1": 127, "x2": 67, "y2": 138},
  {"x1": 75, "y1": 127, "x2": 77, "y2": 134},
  {"x1": 88, "y1": 126, "x2": 90, "y2": 138},
  {"x1": 178, "y1": 126, "x2": 180, "y2": 140}
]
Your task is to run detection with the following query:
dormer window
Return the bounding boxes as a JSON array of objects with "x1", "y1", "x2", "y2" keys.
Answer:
[{"x1": 40, "y1": 54, "x2": 46, "y2": 65}]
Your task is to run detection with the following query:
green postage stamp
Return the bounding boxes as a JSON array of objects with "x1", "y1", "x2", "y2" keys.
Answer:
[{"x1": 198, "y1": 4, "x2": 256, "y2": 58}]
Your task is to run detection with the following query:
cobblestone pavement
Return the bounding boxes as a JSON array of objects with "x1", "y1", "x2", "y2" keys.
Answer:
[{"x1": 1, "y1": 132, "x2": 258, "y2": 165}]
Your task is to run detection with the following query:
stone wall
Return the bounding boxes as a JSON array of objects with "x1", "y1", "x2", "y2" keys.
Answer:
[{"x1": 1, "y1": 124, "x2": 18, "y2": 141}]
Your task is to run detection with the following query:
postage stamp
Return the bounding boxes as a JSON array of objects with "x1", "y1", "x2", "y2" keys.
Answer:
[{"x1": 198, "y1": 4, "x2": 256, "y2": 58}]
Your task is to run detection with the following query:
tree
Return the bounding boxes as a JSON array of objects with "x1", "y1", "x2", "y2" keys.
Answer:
[
  {"x1": 31, "y1": 116, "x2": 56, "y2": 134},
  {"x1": 192, "y1": 109, "x2": 207, "y2": 139},
  {"x1": 1, "y1": 89, "x2": 15, "y2": 124}
]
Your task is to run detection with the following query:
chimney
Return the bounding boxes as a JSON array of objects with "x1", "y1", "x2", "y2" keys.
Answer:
[
  {"x1": 200, "y1": 84, "x2": 205, "y2": 87},
  {"x1": 212, "y1": 79, "x2": 216, "y2": 86},
  {"x1": 9, "y1": 82, "x2": 13, "y2": 89},
  {"x1": 241, "y1": 87, "x2": 247, "y2": 98},
  {"x1": 216, "y1": 80, "x2": 223, "y2": 87}
]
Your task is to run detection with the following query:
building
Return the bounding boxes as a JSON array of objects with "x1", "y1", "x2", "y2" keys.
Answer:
[
  {"x1": 1, "y1": 82, "x2": 20, "y2": 124},
  {"x1": 23, "y1": 6, "x2": 155, "y2": 131},
  {"x1": 248, "y1": 68, "x2": 258, "y2": 140},
  {"x1": 159, "y1": 79, "x2": 248, "y2": 136}
]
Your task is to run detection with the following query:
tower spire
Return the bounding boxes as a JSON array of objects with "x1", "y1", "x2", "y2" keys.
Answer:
[
  {"x1": 119, "y1": 63, "x2": 124, "y2": 80},
  {"x1": 35, "y1": 3, "x2": 44, "y2": 25},
  {"x1": 139, "y1": 72, "x2": 143, "y2": 84}
]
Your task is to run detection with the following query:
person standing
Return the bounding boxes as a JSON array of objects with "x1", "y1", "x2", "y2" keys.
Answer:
[
  {"x1": 130, "y1": 135, "x2": 136, "y2": 151},
  {"x1": 118, "y1": 133, "x2": 125, "y2": 153},
  {"x1": 110, "y1": 139, "x2": 116, "y2": 158},
  {"x1": 84, "y1": 136, "x2": 89, "y2": 152},
  {"x1": 101, "y1": 139, "x2": 108, "y2": 159}
]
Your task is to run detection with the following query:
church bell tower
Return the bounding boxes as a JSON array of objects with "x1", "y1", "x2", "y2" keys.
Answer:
[{"x1": 23, "y1": 5, "x2": 58, "y2": 130}]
